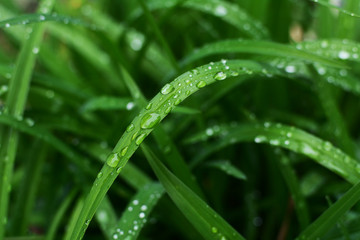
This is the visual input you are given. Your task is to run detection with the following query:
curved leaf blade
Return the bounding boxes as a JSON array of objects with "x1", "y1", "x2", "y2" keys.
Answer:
[{"x1": 142, "y1": 144, "x2": 245, "y2": 240}]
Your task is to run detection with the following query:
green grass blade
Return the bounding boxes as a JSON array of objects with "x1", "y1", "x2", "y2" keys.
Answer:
[
  {"x1": 11, "y1": 142, "x2": 48, "y2": 235},
  {"x1": 142, "y1": 144, "x2": 245, "y2": 240},
  {"x1": 67, "y1": 60, "x2": 269, "y2": 240},
  {"x1": 274, "y1": 150, "x2": 310, "y2": 229},
  {"x1": 310, "y1": 0, "x2": 360, "y2": 18},
  {"x1": 111, "y1": 182, "x2": 164, "y2": 240},
  {"x1": 64, "y1": 197, "x2": 84, "y2": 240},
  {"x1": 183, "y1": 39, "x2": 345, "y2": 68},
  {"x1": 0, "y1": 13, "x2": 91, "y2": 28},
  {"x1": 0, "y1": 113, "x2": 94, "y2": 175},
  {"x1": 131, "y1": 0, "x2": 270, "y2": 39},
  {"x1": 296, "y1": 39, "x2": 360, "y2": 62},
  {"x1": 310, "y1": 65, "x2": 355, "y2": 157},
  {"x1": 46, "y1": 190, "x2": 77, "y2": 240},
  {"x1": 188, "y1": 122, "x2": 360, "y2": 184},
  {"x1": 47, "y1": 23, "x2": 123, "y2": 91},
  {"x1": 296, "y1": 180, "x2": 360, "y2": 240},
  {"x1": 206, "y1": 160, "x2": 247, "y2": 181},
  {"x1": 95, "y1": 197, "x2": 118, "y2": 239},
  {"x1": 80, "y1": 142, "x2": 152, "y2": 190},
  {"x1": 118, "y1": 65, "x2": 204, "y2": 196},
  {"x1": 136, "y1": 0, "x2": 179, "y2": 72},
  {"x1": 81, "y1": 96, "x2": 134, "y2": 112},
  {"x1": 0, "y1": 0, "x2": 55, "y2": 237}
]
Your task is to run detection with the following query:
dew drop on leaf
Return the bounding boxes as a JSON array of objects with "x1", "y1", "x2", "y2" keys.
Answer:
[
  {"x1": 214, "y1": 71, "x2": 227, "y2": 81},
  {"x1": 126, "y1": 123, "x2": 135, "y2": 132},
  {"x1": 161, "y1": 83, "x2": 175, "y2": 95},
  {"x1": 140, "y1": 112, "x2": 161, "y2": 129},
  {"x1": 196, "y1": 81, "x2": 207, "y2": 88},
  {"x1": 106, "y1": 153, "x2": 120, "y2": 168},
  {"x1": 135, "y1": 133, "x2": 146, "y2": 145}
]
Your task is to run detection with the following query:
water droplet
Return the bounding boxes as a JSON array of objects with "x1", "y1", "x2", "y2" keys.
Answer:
[
  {"x1": 25, "y1": 118, "x2": 35, "y2": 126},
  {"x1": 146, "y1": 102, "x2": 152, "y2": 110},
  {"x1": 285, "y1": 65, "x2": 296, "y2": 73},
  {"x1": 32, "y1": 47, "x2": 39, "y2": 54},
  {"x1": 139, "y1": 212, "x2": 145, "y2": 218},
  {"x1": 141, "y1": 205, "x2": 148, "y2": 211},
  {"x1": 165, "y1": 106, "x2": 172, "y2": 114},
  {"x1": 206, "y1": 128, "x2": 214, "y2": 136},
  {"x1": 85, "y1": 219, "x2": 90, "y2": 226},
  {"x1": 132, "y1": 132, "x2": 138, "y2": 140},
  {"x1": 135, "y1": 133, "x2": 146, "y2": 145},
  {"x1": 116, "y1": 167, "x2": 122, "y2": 173},
  {"x1": 126, "y1": 123, "x2": 135, "y2": 132},
  {"x1": 126, "y1": 102, "x2": 135, "y2": 110},
  {"x1": 161, "y1": 84, "x2": 175, "y2": 95},
  {"x1": 254, "y1": 135, "x2": 267, "y2": 143},
  {"x1": 270, "y1": 139, "x2": 280, "y2": 146},
  {"x1": 338, "y1": 50, "x2": 350, "y2": 59},
  {"x1": 141, "y1": 112, "x2": 161, "y2": 129},
  {"x1": 5, "y1": 23, "x2": 10, "y2": 28},
  {"x1": 230, "y1": 71, "x2": 239, "y2": 76},
  {"x1": 121, "y1": 146, "x2": 128, "y2": 156},
  {"x1": 214, "y1": 5, "x2": 227, "y2": 16},
  {"x1": 106, "y1": 153, "x2": 120, "y2": 168},
  {"x1": 39, "y1": 15, "x2": 45, "y2": 21},
  {"x1": 196, "y1": 81, "x2": 207, "y2": 88},
  {"x1": 133, "y1": 200, "x2": 139, "y2": 205},
  {"x1": 212, "y1": 227, "x2": 218, "y2": 233},
  {"x1": 185, "y1": 90, "x2": 191, "y2": 96},
  {"x1": 112, "y1": 233, "x2": 119, "y2": 239},
  {"x1": 174, "y1": 99, "x2": 181, "y2": 106},
  {"x1": 214, "y1": 71, "x2": 227, "y2": 81},
  {"x1": 301, "y1": 143, "x2": 318, "y2": 157},
  {"x1": 321, "y1": 143, "x2": 333, "y2": 154},
  {"x1": 97, "y1": 172, "x2": 103, "y2": 179}
]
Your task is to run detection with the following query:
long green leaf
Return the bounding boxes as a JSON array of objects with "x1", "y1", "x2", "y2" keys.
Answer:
[
  {"x1": 142, "y1": 144, "x2": 245, "y2": 240},
  {"x1": 67, "y1": 60, "x2": 272, "y2": 240},
  {"x1": 0, "y1": 0, "x2": 55, "y2": 237},
  {"x1": 130, "y1": 0, "x2": 269, "y2": 39},
  {"x1": 296, "y1": 180, "x2": 360, "y2": 240},
  {"x1": 188, "y1": 122, "x2": 360, "y2": 184},
  {"x1": 183, "y1": 39, "x2": 345, "y2": 68}
]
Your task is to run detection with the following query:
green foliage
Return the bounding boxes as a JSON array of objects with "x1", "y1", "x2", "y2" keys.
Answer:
[{"x1": 1, "y1": 0, "x2": 360, "y2": 240}]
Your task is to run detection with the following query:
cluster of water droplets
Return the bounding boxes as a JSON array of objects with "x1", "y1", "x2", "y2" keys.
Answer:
[
  {"x1": 252, "y1": 122, "x2": 360, "y2": 181},
  {"x1": 296, "y1": 39, "x2": 360, "y2": 61}
]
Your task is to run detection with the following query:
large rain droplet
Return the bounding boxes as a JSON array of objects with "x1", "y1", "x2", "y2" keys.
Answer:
[
  {"x1": 161, "y1": 84, "x2": 175, "y2": 95},
  {"x1": 106, "y1": 153, "x2": 120, "y2": 168},
  {"x1": 214, "y1": 71, "x2": 227, "y2": 81},
  {"x1": 140, "y1": 112, "x2": 161, "y2": 129}
]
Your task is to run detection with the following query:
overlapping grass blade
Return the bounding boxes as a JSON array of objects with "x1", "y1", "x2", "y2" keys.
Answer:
[
  {"x1": 0, "y1": 13, "x2": 90, "y2": 28},
  {"x1": 0, "y1": 0, "x2": 55, "y2": 237},
  {"x1": 130, "y1": 0, "x2": 269, "y2": 39},
  {"x1": 111, "y1": 182, "x2": 164, "y2": 240},
  {"x1": 95, "y1": 197, "x2": 118, "y2": 239},
  {"x1": 81, "y1": 96, "x2": 134, "y2": 112},
  {"x1": 273, "y1": 150, "x2": 310, "y2": 229},
  {"x1": 182, "y1": 39, "x2": 345, "y2": 67},
  {"x1": 0, "y1": 113, "x2": 93, "y2": 175},
  {"x1": 142, "y1": 144, "x2": 245, "y2": 240},
  {"x1": 296, "y1": 180, "x2": 360, "y2": 240},
  {"x1": 67, "y1": 60, "x2": 277, "y2": 240},
  {"x1": 310, "y1": 0, "x2": 360, "y2": 18},
  {"x1": 187, "y1": 122, "x2": 360, "y2": 184},
  {"x1": 296, "y1": 39, "x2": 360, "y2": 62},
  {"x1": 206, "y1": 160, "x2": 247, "y2": 181},
  {"x1": 46, "y1": 190, "x2": 77, "y2": 240},
  {"x1": 118, "y1": 65, "x2": 204, "y2": 195}
]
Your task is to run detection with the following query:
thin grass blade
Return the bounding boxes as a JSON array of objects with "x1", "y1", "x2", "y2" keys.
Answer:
[{"x1": 142, "y1": 144, "x2": 245, "y2": 240}]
